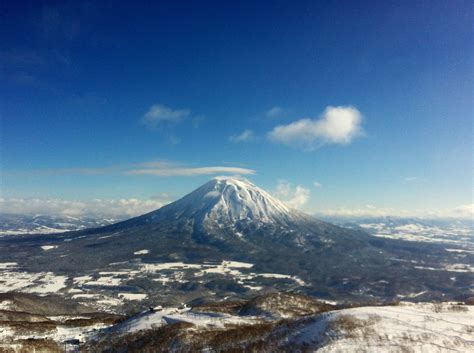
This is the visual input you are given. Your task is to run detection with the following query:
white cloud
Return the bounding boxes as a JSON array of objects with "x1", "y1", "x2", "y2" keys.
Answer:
[
  {"x1": 142, "y1": 103, "x2": 190, "y2": 127},
  {"x1": 453, "y1": 204, "x2": 474, "y2": 219},
  {"x1": 313, "y1": 181, "x2": 322, "y2": 188},
  {"x1": 9, "y1": 160, "x2": 255, "y2": 178},
  {"x1": 229, "y1": 129, "x2": 254, "y2": 143},
  {"x1": 268, "y1": 106, "x2": 363, "y2": 150},
  {"x1": 273, "y1": 180, "x2": 310, "y2": 209},
  {"x1": 266, "y1": 106, "x2": 283, "y2": 118},
  {"x1": 314, "y1": 203, "x2": 474, "y2": 220},
  {"x1": 0, "y1": 197, "x2": 171, "y2": 218},
  {"x1": 127, "y1": 166, "x2": 256, "y2": 177}
]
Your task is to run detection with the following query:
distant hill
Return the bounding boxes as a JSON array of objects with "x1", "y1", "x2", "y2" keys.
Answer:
[{"x1": 0, "y1": 213, "x2": 122, "y2": 235}]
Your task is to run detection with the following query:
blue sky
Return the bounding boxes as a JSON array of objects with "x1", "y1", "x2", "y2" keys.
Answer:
[{"x1": 1, "y1": 1, "x2": 472, "y2": 218}]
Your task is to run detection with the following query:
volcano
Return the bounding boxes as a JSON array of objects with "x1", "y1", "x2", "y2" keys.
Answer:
[{"x1": 0, "y1": 177, "x2": 470, "y2": 303}]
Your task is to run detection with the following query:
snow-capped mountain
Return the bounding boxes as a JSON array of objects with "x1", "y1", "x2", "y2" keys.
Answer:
[
  {"x1": 98, "y1": 176, "x2": 338, "y2": 248},
  {"x1": 156, "y1": 177, "x2": 296, "y2": 225},
  {"x1": 0, "y1": 177, "x2": 471, "y2": 304},
  {"x1": 135, "y1": 177, "x2": 315, "y2": 239}
]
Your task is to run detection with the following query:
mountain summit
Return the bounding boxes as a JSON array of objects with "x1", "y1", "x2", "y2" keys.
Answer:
[
  {"x1": 171, "y1": 176, "x2": 293, "y2": 223},
  {"x1": 142, "y1": 177, "x2": 307, "y2": 236}
]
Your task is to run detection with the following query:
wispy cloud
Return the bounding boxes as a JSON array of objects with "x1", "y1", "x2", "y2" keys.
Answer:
[
  {"x1": 1, "y1": 48, "x2": 71, "y2": 88},
  {"x1": 404, "y1": 176, "x2": 420, "y2": 183},
  {"x1": 313, "y1": 181, "x2": 322, "y2": 188},
  {"x1": 4, "y1": 160, "x2": 255, "y2": 178},
  {"x1": 229, "y1": 129, "x2": 254, "y2": 143},
  {"x1": 266, "y1": 106, "x2": 284, "y2": 118},
  {"x1": 128, "y1": 166, "x2": 256, "y2": 177},
  {"x1": 0, "y1": 197, "x2": 171, "y2": 218},
  {"x1": 273, "y1": 180, "x2": 310, "y2": 209},
  {"x1": 129, "y1": 160, "x2": 255, "y2": 176},
  {"x1": 141, "y1": 103, "x2": 191, "y2": 127},
  {"x1": 268, "y1": 106, "x2": 364, "y2": 150}
]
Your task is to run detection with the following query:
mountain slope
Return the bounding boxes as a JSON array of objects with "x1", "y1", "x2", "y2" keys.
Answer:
[
  {"x1": 0, "y1": 177, "x2": 471, "y2": 305},
  {"x1": 87, "y1": 177, "x2": 362, "y2": 248}
]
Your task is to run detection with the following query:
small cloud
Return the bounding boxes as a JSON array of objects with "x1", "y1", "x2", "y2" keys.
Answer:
[
  {"x1": 273, "y1": 180, "x2": 310, "y2": 209},
  {"x1": 405, "y1": 176, "x2": 418, "y2": 182},
  {"x1": 268, "y1": 106, "x2": 364, "y2": 150},
  {"x1": 229, "y1": 129, "x2": 254, "y2": 143},
  {"x1": 266, "y1": 106, "x2": 284, "y2": 118},
  {"x1": 313, "y1": 181, "x2": 322, "y2": 188},
  {"x1": 141, "y1": 103, "x2": 191, "y2": 127}
]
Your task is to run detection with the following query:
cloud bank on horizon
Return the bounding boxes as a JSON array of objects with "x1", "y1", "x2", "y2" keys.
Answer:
[
  {"x1": 1, "y1": 196, "x2": 472, "y2": 221},
  {"x1": 0, "y1": 197, "x2": 170, "y2": 218},
  {"x1": 316, "y1": 203, "x2": 474, "y2": 220}
]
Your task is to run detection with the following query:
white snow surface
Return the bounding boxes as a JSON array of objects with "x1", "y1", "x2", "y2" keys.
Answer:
[
  {"x1": 155, "y1": 177, "x2": 302, "y2": 230},
  {"x1": 41, "y1": 245, "x2": 58, "y2": 251},
  {"x1": 119, "y1": 293, "x2": 147, "y2": 301},
  {"x1": 290, "y1": 302, "x2": 474, "y2": 352},
  {"x1": 0, "y1": 262, "x2": 67, "y2": 293},
  {"x1": 204, "y1": 177, "x2": 292, "y2": 223},
  {"x1": 105, "y1": 306, "x2": 259, "y2": 335},
  {"x1": 1, "y1": 300, "x2": 472, "y2": 352},
  {"x1": 134, "y1": 249, "x2": 150, "y2": 255}
]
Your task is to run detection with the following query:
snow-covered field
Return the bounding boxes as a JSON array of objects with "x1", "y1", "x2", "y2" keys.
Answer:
[
  {"x1": 357, "y1": 221, "x2": 474, "y2": 249},
  {"x1": 69, "y1": 260, "x2": 305, "y2": 302},
  {"x1": 0, "y1": 262, "x2": 68, "y2": 294},
  {"x1": 292, "y1": 302, "x2": 474, "y2": 352},
  {"x1": 0, "y1": 259, "x2": 305, "y2": 312}
]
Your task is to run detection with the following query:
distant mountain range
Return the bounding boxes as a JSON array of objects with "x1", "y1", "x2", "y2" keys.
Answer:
[
  {"x1": 0, "y1": 213, "x2": 121, "y2": 235},
  {"x1": 0, "y1": 177, "x2": 472, "y2": 307}
]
